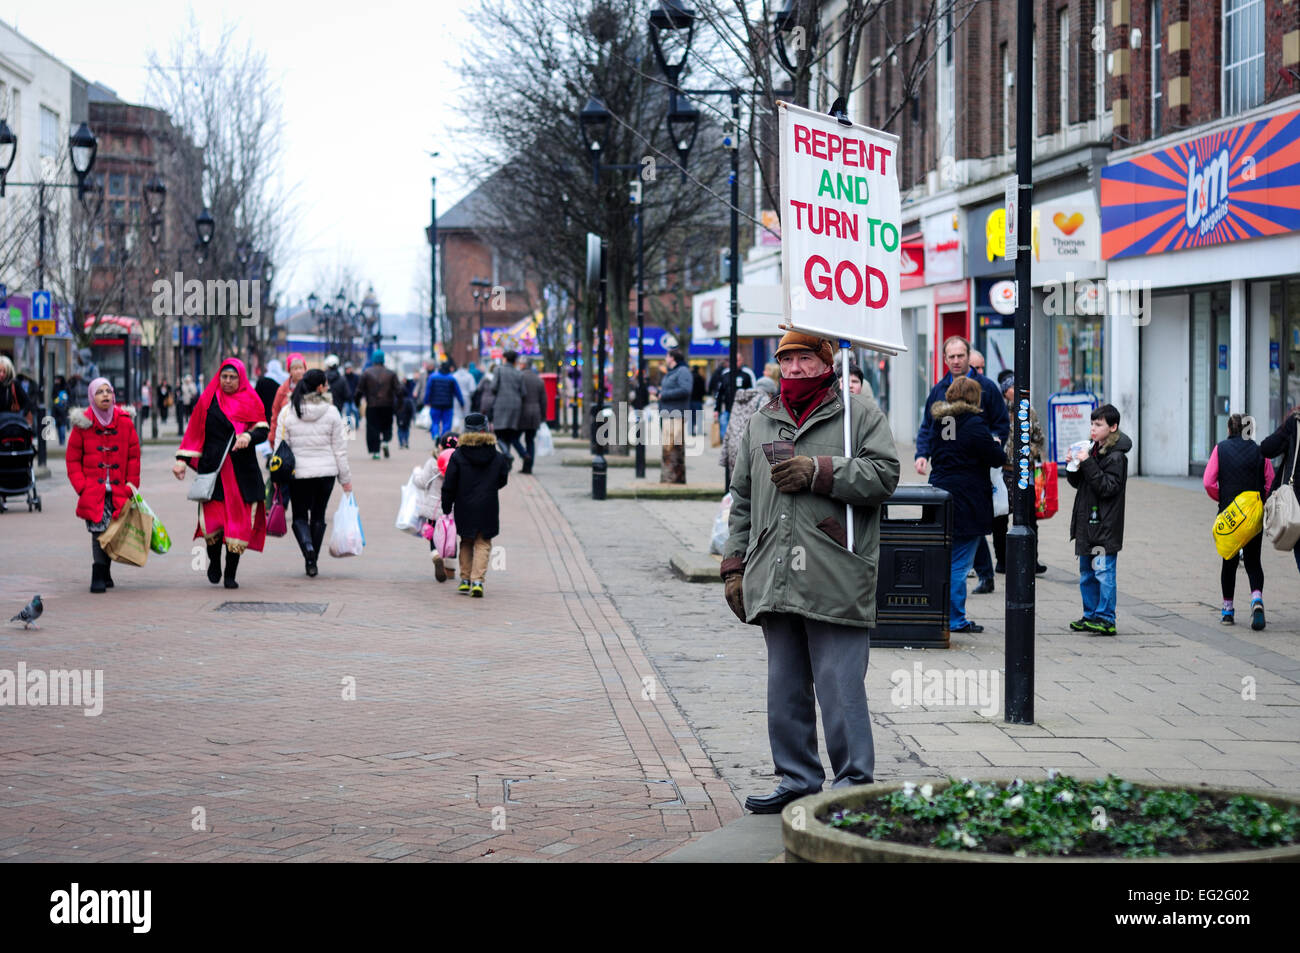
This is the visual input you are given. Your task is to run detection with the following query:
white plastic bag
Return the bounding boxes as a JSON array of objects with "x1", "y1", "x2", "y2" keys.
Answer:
[
  {"x1": 535, "y1": 422, "x2": 555, "y2": 457},
  {"x1": 708, "y1": 492, "x2": 733, "y2": 555},
  {"x1": 991, "y1": 467, "x2": 1009, "y2": 518},
  {"x1": 395, "y1": 472, "x2": 422, "y2": 535},
  {"x1": 329, "y1": 492, "x2": 366, "y2": 557},
  {"x1": 415, "y1": 406, "x2": 432, "y2": 431}
]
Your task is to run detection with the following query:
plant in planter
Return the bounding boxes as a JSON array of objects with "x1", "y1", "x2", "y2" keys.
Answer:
[{"x1": 787, "y1": 774, "x2": 1300, "y2": 863}]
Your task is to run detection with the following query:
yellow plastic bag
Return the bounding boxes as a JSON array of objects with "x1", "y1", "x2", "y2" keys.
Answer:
[{"x1": 1212, "y1": 490, "x2": 1263, "y2": 559}]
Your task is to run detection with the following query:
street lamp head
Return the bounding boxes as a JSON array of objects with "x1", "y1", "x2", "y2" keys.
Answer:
[
  {"x1": 667, "y1": 97, "x2": 701, "y2": 174},
  {"x1": 579, "y1": 96, "x2": 611, "y2": 153},
  {"x1": 774, "y1": 0, "x2": 818, "y2": 74},
  {"x1": 307, "y1": 292, "x2": 320, "y2": 313},
  {"x1": 81, "y1": 173, "x2": 105, "y2": 215},
  {"x1": 143, "y1": 176, "x2": 166, "y2": 217},
  {"x1": 362, "y1": 285, "x2": 379, "y2": 321},
  {"x1": 69, "y1": 122, "x2": 99, "y2": 198},
  {"x1": 347, "y1": 302, "x2": 358, "y2": 320},
  {"x1": 335, "y1": 289, "x2": 346, "y2": 312},
  {"x1": 196, "y1": 208, "x2": 215, "y2": 246},
  {"x1": 262, "y1": 258, "x2": 274, "y2": 285},
  {"x1": 648, "y1": 1, "x2": 696, "y2": 85},
  {"x1": 236, "y1": 241, "x2": 251, "y2": 267},
  {"x1": 0, "y1": 120, "x2": 16, "y2": 194}
]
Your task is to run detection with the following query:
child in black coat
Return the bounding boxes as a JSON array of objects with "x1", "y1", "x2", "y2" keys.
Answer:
[{"x1": 440, "y1": 413, "x2": 510, "y2": 597}]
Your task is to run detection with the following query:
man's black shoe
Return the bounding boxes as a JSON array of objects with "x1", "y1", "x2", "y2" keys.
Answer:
[
  {"x1": 744, "y1": 788, "x2": 815, "y2": 814},
  {"x1": 951, "y1": 621, "x2": 984, "y2": 633},
  {"x1": 972, "y1": 579, "x2": 995, "y2": 594}
]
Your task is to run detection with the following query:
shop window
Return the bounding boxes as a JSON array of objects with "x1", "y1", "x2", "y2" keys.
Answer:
[
  {"x1": 1222, "y1": 0, "x2": 1264, "y2": 116},
  {"x1": 39, "y1": 106, "x2": 58, "y2": 158},
  {"x1": 1058, "y1": 8, "x2": 1070, "y2": 130}
]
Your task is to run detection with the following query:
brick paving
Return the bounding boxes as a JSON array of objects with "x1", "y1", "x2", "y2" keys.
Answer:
[
  {"x1": 0, "y1": 432, "x2": 740, "y2": 862},
  {"x1": 544, "y1": 435, "x2": 1300, "y2": 830}
]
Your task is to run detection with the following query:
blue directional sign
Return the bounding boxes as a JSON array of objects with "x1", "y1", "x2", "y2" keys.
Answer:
[{"x1": 28, "y1": 290, "x2": 55, "y2": 336}]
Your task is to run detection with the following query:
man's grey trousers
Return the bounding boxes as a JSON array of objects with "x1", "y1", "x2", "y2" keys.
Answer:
[{"x1": 761, "y1": 612, "x2": 874, "y2": 793}]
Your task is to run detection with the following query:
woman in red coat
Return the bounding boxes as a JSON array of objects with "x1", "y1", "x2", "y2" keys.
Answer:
[{"x1": 65, "y1": 377, "x2": 141, "y2": 593}]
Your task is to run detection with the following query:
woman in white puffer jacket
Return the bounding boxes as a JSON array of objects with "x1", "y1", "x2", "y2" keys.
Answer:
[{"x1": 276, "y1": 368, "x2": 353, "y2": 576}]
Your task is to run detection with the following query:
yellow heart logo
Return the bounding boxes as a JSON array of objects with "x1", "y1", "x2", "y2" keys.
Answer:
[{"x1": 1053, "y1": 211, "x2": 1084, "y2": 235}]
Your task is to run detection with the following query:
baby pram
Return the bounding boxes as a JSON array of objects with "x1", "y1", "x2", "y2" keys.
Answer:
[{"x1": 0, "y1": 413, "x2": 41, "y2": 512}]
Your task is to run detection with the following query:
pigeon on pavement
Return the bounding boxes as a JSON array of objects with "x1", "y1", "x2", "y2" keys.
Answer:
[{"x1": 9, "y1": 595, "x2": 42, "y2": 629}]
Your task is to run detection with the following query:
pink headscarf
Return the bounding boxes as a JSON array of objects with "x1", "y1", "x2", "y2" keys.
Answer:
[
  {"x1": 287, "y1": 352, "x2": 306, "y2": 373},
  {"x1": 88, "y1": 376, "x2": 115, "y2": 427}
]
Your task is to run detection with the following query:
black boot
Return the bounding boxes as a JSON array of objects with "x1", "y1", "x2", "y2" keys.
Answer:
[
  {"x1": 89, "y1": 563, "x2": 107, "y2": 594},
  {"x1": 310, "y1": 521, "x2": 327, "y2": 562},
  {"x1": 103, "y1": 563, "x2": 114, "y2": 589},
  {"x1": 206, "y1": 541, "x2": 223, "y2": 584},
  {"x1": 293, "y1": 520, "x2": 317, "y2": 576},
  {"x1": 223, "y1": 550, "x2": 241, "y2": 589}
]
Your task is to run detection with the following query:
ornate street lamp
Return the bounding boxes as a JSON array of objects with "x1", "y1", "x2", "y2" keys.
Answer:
[
  {"x1": 579, "y1": 97, "x2": 611, "y2": 183},
  {"x1": 648, "y1": 2, "x2": 696, "y2": 87},
  {"x1": 667, "y1": 97, "x2": 701, "y2": 178},
  {"x1": 143, "y1": 176, "x2": 165, "y2": 244},
  {"x1": 68, "y1": 122, "x2": 98, "y2": 199},
  {"x1": 0, "y1": 120, "x2": 16, "y2": 197}
]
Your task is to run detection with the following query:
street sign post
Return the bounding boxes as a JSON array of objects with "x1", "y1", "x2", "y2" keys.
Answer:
[{"x1": 28, "y1": 290, "x2": 54, "y2": 336}]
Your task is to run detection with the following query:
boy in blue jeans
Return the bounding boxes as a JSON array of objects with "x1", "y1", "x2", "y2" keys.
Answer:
[{"x1": 1066, "y1": 404, "x2": 1131, "y2": 636}]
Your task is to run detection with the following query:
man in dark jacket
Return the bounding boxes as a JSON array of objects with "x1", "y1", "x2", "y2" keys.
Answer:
[
  {"x1": 658, "y1": 349, "x2": 692, "y2": 483},
  {"x1": 356, "y1": 350, "x2": 400, "y2": 459},
  {"x1": 324, "y1": 355, "x2": 350, "y2": 420},
  {"x1": 441, "y1": 412, "x2": 511, "y2": 597},
  {"x1": 914, "y1": 335, "x2": 1009, "y2": 593},
  {"x1": 423, "y1": 362, "x2": 465, "y2": 442},
  {"x1": 1066, "y1": 403, "x2": 1131, "y2": 636}
]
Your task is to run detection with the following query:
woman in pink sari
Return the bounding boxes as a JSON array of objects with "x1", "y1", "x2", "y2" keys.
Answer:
[{"x1": 171, "y1": 358, "x2": 269, "y2": 588}]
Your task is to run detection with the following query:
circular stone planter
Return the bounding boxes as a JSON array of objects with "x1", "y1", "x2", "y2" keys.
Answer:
[{"x1": 782, "y1": 779, "x2": 1300, "y2": 863}]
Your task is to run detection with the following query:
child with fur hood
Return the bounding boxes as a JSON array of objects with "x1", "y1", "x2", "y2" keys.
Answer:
[{"x1": 440, "y1": 413, "x2": 511, "y2": 597}]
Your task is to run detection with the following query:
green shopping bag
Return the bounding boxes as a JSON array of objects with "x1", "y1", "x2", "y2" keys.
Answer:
[{"x1": 132, "y1": 487, "x2": 172, "y2": 554}]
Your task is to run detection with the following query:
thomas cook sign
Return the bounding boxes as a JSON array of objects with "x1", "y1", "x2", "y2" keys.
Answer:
[{"x1": 779, "y1": 101, "x2": 905, "y2": 353}]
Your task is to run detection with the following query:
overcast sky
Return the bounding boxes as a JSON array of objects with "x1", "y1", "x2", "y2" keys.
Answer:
[{"x1": 6, "y1": 0, "x2": 483, "y2": 317}]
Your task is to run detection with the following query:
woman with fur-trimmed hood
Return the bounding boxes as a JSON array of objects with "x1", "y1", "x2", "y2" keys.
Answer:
[
  {"x1": 440, "y1": 413, "x2": 511, "y2": 597},
  {"x1": 927, "y1": 376, "x2": 1007, "y2": 633},
  {"x1": 66, "y1": 377, "x2": 140, "y2": 593}
]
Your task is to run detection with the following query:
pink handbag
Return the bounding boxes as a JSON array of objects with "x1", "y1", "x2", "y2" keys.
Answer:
[
  {"x1": 432, "y1": 512, "x2": 458, "y2": 560},
  {"x1": 266, "y1": 486, "x2": 288, "y2": 537}
]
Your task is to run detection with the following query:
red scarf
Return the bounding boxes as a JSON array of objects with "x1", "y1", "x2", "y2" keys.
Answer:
[
  {"x1": 178, "y1": 357, "x2": 268, "y2": 457},
  {"x1": 780, "y1": 371, "x2": 835, "y2": 427}
]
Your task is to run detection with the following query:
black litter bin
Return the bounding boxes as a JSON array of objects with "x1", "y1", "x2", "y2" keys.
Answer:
[{"x1": 870, "y1": 484, "x2": 952, "y2": 649}]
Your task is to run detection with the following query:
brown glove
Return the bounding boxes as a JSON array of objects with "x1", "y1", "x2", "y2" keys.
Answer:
[
  {"x1": 724, "y1": 572, "x2": 746, "y2": 623},
  {"x1": 771, "y1": 455, "x2": 815, "y2": 493}
]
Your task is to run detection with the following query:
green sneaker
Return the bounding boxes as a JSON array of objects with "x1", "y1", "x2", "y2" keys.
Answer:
[
  {"x1": 470, "y1": 582, "x2": 484, "y2": 598},
  {"x1": 457, "y1": 578, "x2": 471, "y2": 594},
  {"x1": 1083, "y1": 619, "x2": 1117, "y2": 636},
  {"x1": 1069, "y1": 617, "x2": 1094, "y2": 632}
]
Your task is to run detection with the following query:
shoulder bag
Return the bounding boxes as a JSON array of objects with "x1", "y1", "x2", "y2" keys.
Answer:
[
  {"x1": 1263, "y1": 424, "x2": 1300, "y2": 551},
  {"x1": 187, "y1": 434, "x2": 234, "y2": 502}
]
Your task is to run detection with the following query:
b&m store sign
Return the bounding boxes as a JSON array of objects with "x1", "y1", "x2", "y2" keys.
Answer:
[{"x1": 1100, "y1": 108, "x2": 1300, "y2": 259}]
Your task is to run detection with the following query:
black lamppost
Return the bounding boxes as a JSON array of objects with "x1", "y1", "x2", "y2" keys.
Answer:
[
  {"x1": 362, "y1": 285, "x2": 383, "y2": 353},
  {"x1": 579, "y1": 97, "x2": 655, "y2": 476},
  {"x1": 0, "y1": 119, "x2": 99, "y2": 468},
  {"x1": 470, "y1": 277, "x2": 492, "y2": 365},
  {"x1": 647, "y1": 2, "x2": 744, "y2": 489}
]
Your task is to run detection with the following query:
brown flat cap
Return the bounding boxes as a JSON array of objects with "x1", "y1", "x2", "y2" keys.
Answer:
[{"x1": 774, "y1": 329, "x2": 835, "y2": 366}]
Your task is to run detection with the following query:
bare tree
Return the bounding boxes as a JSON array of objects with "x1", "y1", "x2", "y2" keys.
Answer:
[
  {"x1": 145, "y1": 14, "x2": 297, "y2": 378},
  {"x1": 457, "y1": 0, "x2": 733, "y2": 443}
]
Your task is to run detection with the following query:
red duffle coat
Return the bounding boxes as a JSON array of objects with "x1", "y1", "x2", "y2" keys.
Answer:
[{"x1": 66, "y1": 406, "x2": 141, "y2": 522}]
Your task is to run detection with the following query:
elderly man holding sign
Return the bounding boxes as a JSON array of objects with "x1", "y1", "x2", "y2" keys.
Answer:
[{"x1": 721, "y1": 100, "x2": 905, "y2": 813}]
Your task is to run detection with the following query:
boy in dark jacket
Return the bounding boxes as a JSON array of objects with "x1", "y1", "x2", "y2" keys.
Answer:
[
  {"x1": 1066, "y1": 403, "x2": 1131, "y2": 636},
  {"x1": 441, "y1": 413, "x2": 511, "y2": 597}
]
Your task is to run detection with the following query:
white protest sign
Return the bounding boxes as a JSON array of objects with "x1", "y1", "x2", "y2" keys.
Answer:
[{"x1": 779, "y1": 101, "x2": 906, "y2": 354}]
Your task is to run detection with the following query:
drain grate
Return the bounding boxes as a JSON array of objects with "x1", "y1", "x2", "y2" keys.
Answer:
[{"x1": 216, "y1": 601, "x2": 328, "y2": 614}]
